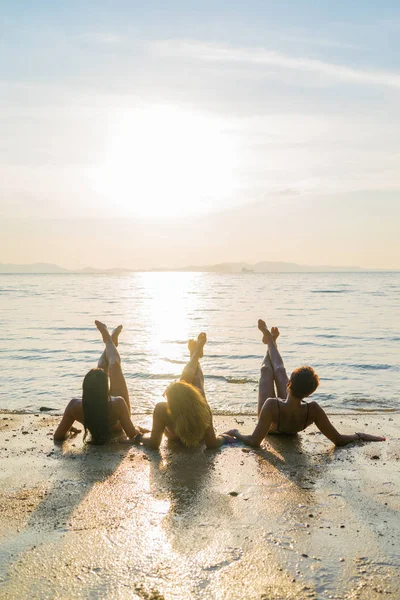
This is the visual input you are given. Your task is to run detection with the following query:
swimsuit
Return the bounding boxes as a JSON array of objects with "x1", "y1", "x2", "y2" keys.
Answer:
[{"x1": 274, "y1": 399, "x2": 309, "y2": 435}]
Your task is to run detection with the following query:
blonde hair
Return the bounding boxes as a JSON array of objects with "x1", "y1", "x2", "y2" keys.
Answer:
[{"x1": 165, "y1": 381, "x2": 212, "y2": 448}]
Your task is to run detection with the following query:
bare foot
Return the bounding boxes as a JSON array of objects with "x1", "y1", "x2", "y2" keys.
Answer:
[
  {"x1": 111, "y1": 325, "x2": 123, "y2": 347},
  {"x1": 271, "y1": 327, "x2": 280, "y2": 344},
  {"x1": 95, "y1": 320, "x2": 112, "y2": 344},
  {"x1": 188, "y1": 334, "x2": 206, "y2": 359},
  {"x1": 188, "y1": 338, "x2": 197, "y2": 357},
  {"x1": 258, "y1": 319, "x2": 272, "y2": 345},
  {"x1": 197, "y1": 332, "x2": 207, "y2": 351}
]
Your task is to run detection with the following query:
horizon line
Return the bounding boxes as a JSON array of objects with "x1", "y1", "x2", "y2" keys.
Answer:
[{"x1": 0, "y1": 261, "x2": 399, "y2": 274}]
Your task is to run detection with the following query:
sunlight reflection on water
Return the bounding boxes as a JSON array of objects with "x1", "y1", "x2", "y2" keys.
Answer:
[{"x1": 0, "y1": 272, "x2": 399, "y2": 414}]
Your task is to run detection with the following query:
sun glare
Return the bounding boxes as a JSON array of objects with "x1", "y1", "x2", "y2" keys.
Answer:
[
  {"x1": 92, "y1": 105, "x2": 238, "y2": 218},
  {"x1": 131, "y1": 272, "x2": 204, "y2": 399}
]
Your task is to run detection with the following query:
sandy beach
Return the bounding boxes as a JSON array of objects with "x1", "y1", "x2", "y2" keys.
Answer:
[{"x1": 0, "y1": 412, "x2": 398, "y2": 600}]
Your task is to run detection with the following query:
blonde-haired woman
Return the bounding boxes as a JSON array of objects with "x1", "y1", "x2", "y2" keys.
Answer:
[{"x1": 132, "y1": 333, "x2": 232, "y2": 449}]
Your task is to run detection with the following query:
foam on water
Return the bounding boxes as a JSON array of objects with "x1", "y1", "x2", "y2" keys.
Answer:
[{"x1": 0, "y1": 271, "x2": 399, "y2": 415}]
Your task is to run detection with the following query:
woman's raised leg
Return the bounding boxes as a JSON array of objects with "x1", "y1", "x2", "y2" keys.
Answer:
[
  {"x1": 97, "y1": 325, "x2": 123, "y2": 375},
  {"x1": 188, "y1": 338, "x2": 206, "y2": 397},
  {"x1": 258, "y1": 320, "x2": 289, "y2": 400},
  {"x1": 181, "y1": 333, "x2": 206, "y2": 397},
  {"x1": 258, "y1": 346, "x2": 275, "y2": 417},
  {"x1": 95, "y1": 321, "x2": 131, "y2": 413}
]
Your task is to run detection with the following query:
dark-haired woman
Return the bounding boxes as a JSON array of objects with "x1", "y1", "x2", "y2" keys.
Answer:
[
  {"x1": 54, "y1": 321, "x2": 142, "y2": 443},
  {"x1": 226, "y1": 320, "x2": 385, "y2": 447}
]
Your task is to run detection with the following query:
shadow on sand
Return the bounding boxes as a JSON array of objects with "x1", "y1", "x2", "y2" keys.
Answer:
[{"x1": 0, "y1": 437, "x2": 130, "y2": 583}]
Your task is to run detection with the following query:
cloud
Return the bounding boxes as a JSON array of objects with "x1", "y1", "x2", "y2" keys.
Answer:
[{"x1": 150, "y1": 40, "x2": 400, "y2": 89}]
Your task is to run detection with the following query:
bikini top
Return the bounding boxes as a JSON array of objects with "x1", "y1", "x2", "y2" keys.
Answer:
[{"x1": 275, "y1": 399, "x2": 309, "y2": 435}]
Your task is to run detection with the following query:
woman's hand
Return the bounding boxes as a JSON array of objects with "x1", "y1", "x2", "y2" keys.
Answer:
[
  {"x1": 225, "y1": 429, "x2": 240, "y2": 438},
  {"x1": 356, "y1": 432, "x2": 386, "y2": 442},
  {"x1": 220, "y1": 433, "x2": 237, "y2": 444},
  {"x1": 137, "y1": 426, "x2": 150, "y2": 434}
]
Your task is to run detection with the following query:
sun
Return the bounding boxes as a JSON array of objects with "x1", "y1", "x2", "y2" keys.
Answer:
[{"x1": 92, "y1": 105, "x2": 238, "y2": 218}]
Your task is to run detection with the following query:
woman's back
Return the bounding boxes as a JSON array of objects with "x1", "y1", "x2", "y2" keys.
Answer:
[{"x1": 269, "y1": 398, "x2": 312, "y2": 435}]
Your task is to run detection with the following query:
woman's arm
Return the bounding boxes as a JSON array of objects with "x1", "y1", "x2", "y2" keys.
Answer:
[
  {"x1": 226, "y1": 398, "x2": 275, "y2": 447},
  {"x1": 53, "y1": 400, "x2": 80, "y2": 441},
  {"x1": 311, "y1": 402, "x2": 386, "y2": 446},
  {"x1": 204, "y1": 423, "x2": 236, "y2": 449},
  {"x1": 132, "y1": 402, "x2": 168, "y2": 449},
  {"x1": 116, "y1": 397, "x2": 140, "y2": 439}
]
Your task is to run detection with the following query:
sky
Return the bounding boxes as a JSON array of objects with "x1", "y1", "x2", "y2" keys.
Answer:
[{"x1": 1, "y1": 1, "x2": 400, "y2": 269}]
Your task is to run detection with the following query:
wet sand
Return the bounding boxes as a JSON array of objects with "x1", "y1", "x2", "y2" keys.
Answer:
[{"x1": 0, "y1": 412, "x2": 399, "y2": 600}]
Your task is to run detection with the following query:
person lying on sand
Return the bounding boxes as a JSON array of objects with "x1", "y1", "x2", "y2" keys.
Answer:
[
  {"x1": 128, "y1": 332, "x2": 233, "y2": 449},
  {"x1": 54, "y1": 321, "x2": 146, "y2": 443},
  {"x1": 226, "y1": 320, "x2": 386, "y2": 448}
]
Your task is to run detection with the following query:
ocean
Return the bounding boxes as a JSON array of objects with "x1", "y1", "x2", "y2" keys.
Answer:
[{"x1": 0, "y1": 272, "x2": 399, "y2": 415}]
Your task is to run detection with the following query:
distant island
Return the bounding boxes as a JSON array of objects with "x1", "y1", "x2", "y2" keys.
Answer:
[
  {"x1": 0, "y1": 262, "x2": 394, "y2": 274},
  {"x1": 0, "y1": 263, "x2": 128, "y2": 274},
  {"x1": 167, "y1": 261, "x2": 367, "y2": 273}
]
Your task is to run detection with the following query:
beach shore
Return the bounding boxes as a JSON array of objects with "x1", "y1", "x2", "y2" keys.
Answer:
[{"x1": 0, "y1": 412, "x2": 399, "y2": 599}]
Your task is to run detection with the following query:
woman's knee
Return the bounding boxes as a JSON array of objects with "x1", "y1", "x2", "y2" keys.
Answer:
[
  {"x1": 108, "y1": 357, "x2": 121, "y2": 368},
  {"x1": 108, "y1": 360, "x2": 123, "y2": 381},
  {"x1": 260, "y1": 364, "x2": 273, "y2": 379}
]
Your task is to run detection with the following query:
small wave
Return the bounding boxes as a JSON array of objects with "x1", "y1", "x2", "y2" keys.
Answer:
[
  {"x1": 164, "y1": 358, "x2": 186, "y2": 365},
  {"x1": 205, "y1": 374, "x2": 257, "y2": 384},
  {"x1": 311, "y1": 290, "x2": 349, "y2": 294},
  {"x1": 225, "y1": 376, "x2": 257, "y2": 384},
  {"x1": 347, "y1": 407, "x2": 399, "y2": 413},
  {"x1": 349, "y1": 363, "x2": 394, "y2": 371},
  {"x1": 0, "y1": 408, "x2": 62, "y2": 415},
  {"x1": 206, "y1": 354, "x2": 261, "y2": 361},
  {"x1": 343, "y1": 396, "x2": 376, "y2": 405},
  {"x1": 164, "y1": 340, "x2": 193, "y2": 345},
  {"x1": 320, "y1": 362, "x2": 395, "y2": 371},
  {"x1": 128, "y1": 372, "x2": 258, "y2": 385},
  {"x1": 313, "y1": 393, "x2": 336, "y2": 401},
  {"x1": 25, "y1": 326, "x2": 95, "y2": 332},
  {"x1": 7, "y1": 353, "x2": 84, "y2": 363}
]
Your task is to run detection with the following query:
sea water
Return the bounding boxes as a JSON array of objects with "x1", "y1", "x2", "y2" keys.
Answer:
[{"x1": 0, "y1": 272, "x2": 398, "y2": 415}]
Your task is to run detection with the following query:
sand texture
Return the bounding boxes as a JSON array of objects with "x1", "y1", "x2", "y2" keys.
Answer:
[{"x1": 0, "y1": 413, "x2": 399, "y2": 600}]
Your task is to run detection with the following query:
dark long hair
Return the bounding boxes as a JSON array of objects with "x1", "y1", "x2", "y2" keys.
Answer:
[{"x1": 82, "y1": 368, "x2": 110, "y2": 444}]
